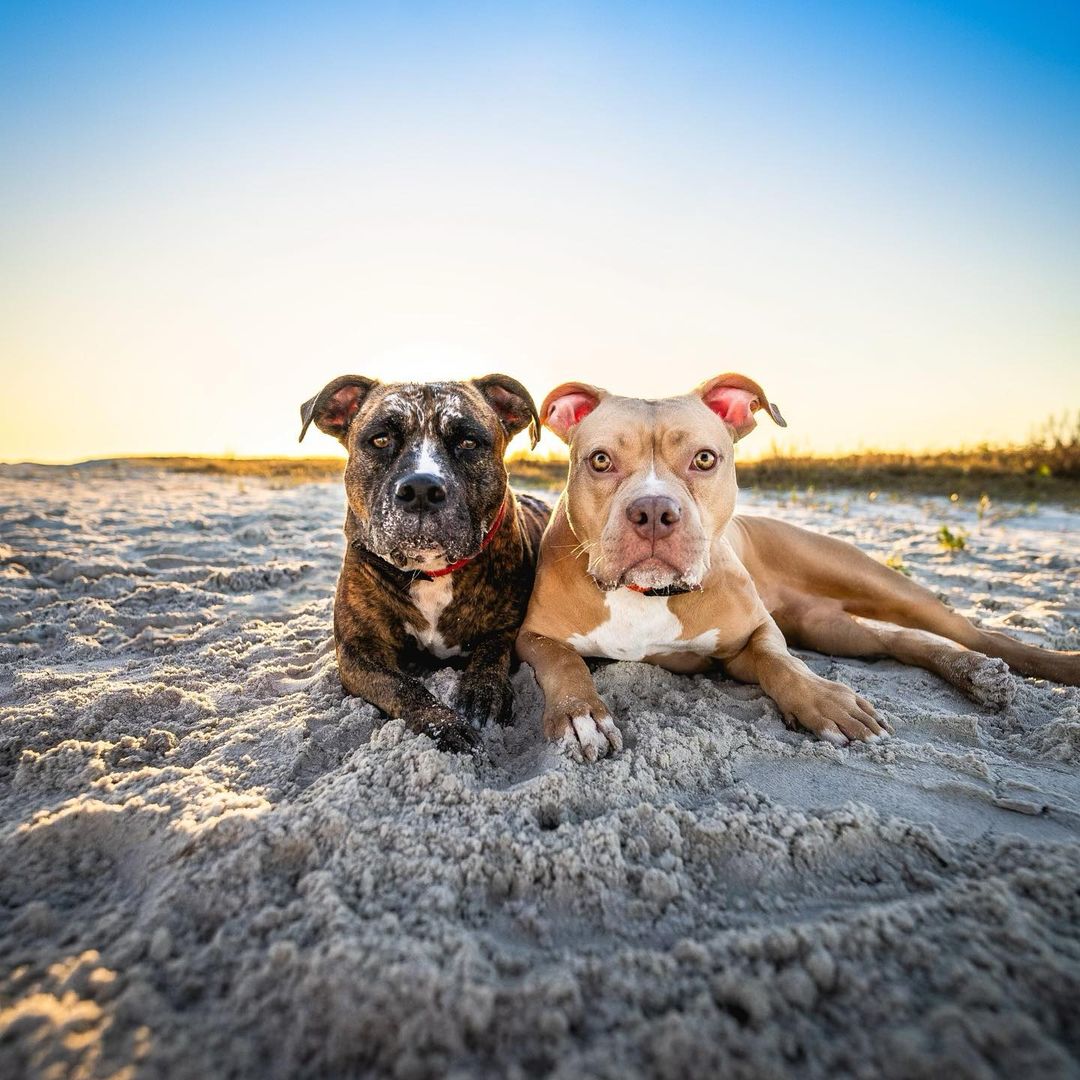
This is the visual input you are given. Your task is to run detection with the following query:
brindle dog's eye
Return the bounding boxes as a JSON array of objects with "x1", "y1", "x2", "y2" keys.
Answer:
[
  {"x1": 693, "y1": 449, "x2": 718, "y2": 471},
  {"x1": 589, "y1": 450, "x2": 612, "y2": 473},
  {"x1": 458, "y1": 437, "x2": 478, "y2": 451},
  {"x1": 370, "y1": 434, "x2": 391, "y2": 449}
]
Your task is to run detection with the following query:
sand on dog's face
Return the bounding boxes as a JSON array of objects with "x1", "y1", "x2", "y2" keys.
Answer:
[{"x1": 1, "y1": 463, "x2": 1079, "y2": 1079}]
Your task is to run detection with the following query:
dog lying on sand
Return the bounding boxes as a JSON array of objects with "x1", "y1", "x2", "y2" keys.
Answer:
[
  {"x1": 518, "y1": 374, "x2": 1080, "y2": 761},
  {"x1": 300, "y1": 374, "x2": 550, "y2": 751}
]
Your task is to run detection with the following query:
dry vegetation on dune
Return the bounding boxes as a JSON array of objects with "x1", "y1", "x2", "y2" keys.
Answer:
[
  {"x1": 83, "y1": 414, "x2": 1080, "y2": 504},
  {"x1": 91, "y1": 455, "x2": 347, "y2": 484},
  {"x1": 739, "y1": 413, "x2": 1080, "y2": 505}
]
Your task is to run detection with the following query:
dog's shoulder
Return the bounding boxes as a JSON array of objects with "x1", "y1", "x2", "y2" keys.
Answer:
[{"x1": 333, "y1": 546, "x2": 417, "y2": 649}]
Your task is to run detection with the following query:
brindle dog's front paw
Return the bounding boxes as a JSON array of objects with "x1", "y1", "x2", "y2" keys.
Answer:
[
  {"x1": 410, "y1": 708, "x2": 480, "y2": 754},
  {"x1": 544, "y1": 698, "x2": 623, "y2": 763},
  {"x1": 455, "y1": 671, "x2": 514, "y2": 728},
  {"x1": 782, "y1": 675, "x2": 892, "y2": 746}
]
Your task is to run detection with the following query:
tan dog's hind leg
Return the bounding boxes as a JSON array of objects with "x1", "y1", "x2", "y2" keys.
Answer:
[
  {"x1": 781, "y1": 601, "x2": 1015, "y2": 710},
  {"x1": 841, "y1": 571, "x2": 1080, "y2": 687},
  {"x1": 517, "y1": 631, "x2": 624, "y2": 762},
  {"x1": 724, "y1": 620, "x2": 891, "y2": 745},
  {"x1": 877, "y1": 595, "x2": 1080, "y2": 687},
  {"x1": 740, "y1": 517, "x2": 1080, "y2": 686}
]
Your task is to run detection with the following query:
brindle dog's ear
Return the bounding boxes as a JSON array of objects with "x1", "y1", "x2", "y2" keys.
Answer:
[
  {"x1": 299, "y1": 376, "x2": 377, "y2": 445},
  {"x1": 472, "y1": 375, "x2": 541, "y2": 449}
]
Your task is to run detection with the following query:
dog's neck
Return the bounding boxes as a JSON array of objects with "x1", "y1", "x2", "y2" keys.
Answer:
[{"x1": 417, "y1": 501, "x2": 507, "y2": 579}]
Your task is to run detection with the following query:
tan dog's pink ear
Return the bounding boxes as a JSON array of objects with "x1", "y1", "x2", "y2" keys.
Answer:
[
  {"x1": 696, "y1": 373, "x2": 786, "y2": 440},
  {"x1": 540, "y1": 382, "x2": 606, "y2": 443}
]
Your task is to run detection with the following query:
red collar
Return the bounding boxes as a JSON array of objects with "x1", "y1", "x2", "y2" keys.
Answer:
[{"x1": 421, "y1": 502, "x2": 507, "y2": 579}]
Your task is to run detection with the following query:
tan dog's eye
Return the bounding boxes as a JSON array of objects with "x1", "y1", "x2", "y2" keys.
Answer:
[
  {"x1": 692, "y1": 449, "x2": 718, "y2": 471},
  {"x1": 458, "y1": 437, "x2": 478, "y2": 450},
  {"x1": 589, "y1": 450, "x2": 612, "y2": 473},
  {"x1": 370, "y1": 434, "x2": 391, "y2": 449}
]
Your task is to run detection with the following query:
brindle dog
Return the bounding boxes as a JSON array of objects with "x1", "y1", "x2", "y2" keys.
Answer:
[{"x1": 300, "y1": 374, "x2": 550, "y2": 751}]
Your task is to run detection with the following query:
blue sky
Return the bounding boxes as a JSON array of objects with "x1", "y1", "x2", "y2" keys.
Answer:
[{"x1": 1, "y1": 2, "x2": 1078, "y2": 460}]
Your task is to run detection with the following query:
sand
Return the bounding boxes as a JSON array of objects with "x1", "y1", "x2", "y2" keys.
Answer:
[{"x1": 1, "y1": 462, "x2": 1079, "y2": 1079}]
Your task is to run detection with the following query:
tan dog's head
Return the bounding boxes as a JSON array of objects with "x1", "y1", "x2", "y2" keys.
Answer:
[{"x1": 541, "y1": 374, "x2": 786, "y2": 591}]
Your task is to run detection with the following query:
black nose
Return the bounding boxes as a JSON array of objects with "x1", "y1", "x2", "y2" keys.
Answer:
[
  {"x1": 394, "y1": 473, "x2": 447, "y2": 512},
  {"x1": 625, "y1": 495, "x2": 681, "y2": 541}
]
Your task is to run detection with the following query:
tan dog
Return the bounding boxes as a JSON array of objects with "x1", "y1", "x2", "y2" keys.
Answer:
[{"x1": 518, "y1": 375, "x2": 1080, "y2": 761}]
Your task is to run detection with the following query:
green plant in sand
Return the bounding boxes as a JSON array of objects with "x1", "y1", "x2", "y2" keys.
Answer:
[{"x1": 937, "y1": 525, "x2": 968, "y2": 552}]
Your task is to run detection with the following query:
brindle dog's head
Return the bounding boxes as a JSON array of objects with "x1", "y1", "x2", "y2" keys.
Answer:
[
  {"x1": 300, "y1": 375, "x2": 538, "y2": 570},
  {"x1": 540, "y1": 374, "x2": 786, "y2": 592}
]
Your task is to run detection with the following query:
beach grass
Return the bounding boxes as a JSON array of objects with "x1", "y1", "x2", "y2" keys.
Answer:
[{"x1": 81, "y1": 414, "x2": 1080, "y2": 506}]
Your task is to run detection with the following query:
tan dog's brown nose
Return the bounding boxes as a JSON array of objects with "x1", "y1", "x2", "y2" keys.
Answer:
[{"x1": 625, "y1": 495, "x2": 681, "y2": 541}]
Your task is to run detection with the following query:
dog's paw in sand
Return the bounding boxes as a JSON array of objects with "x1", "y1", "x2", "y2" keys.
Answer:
[
  {"x1": 781, "y1": 675, "x2": 892, "y2": 746},
  {"x1": 454, "y1": 670, "x2": 514, "y2": 728},
  {"x1": 558, "y1": 714, "x2": 623, "y2": 763},
  {"x1": 544, "y1": 699, "x2": 623, "y2": 763},
  {"x1": 946, "y1": 652, "x2": 1015, "y2": 711},
  {"x1": 410, "y1": 707, "x2": 480, "y2": 754}
]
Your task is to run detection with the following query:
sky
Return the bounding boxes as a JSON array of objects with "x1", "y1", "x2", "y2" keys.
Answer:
[{"x1": 1, "y1": 1, "x2": 1078, "y2": 462}]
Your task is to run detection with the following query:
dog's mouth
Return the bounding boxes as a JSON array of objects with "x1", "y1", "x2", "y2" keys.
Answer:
[
  {"x1": 592, "y1": 556, "x2": 702, "y2": 594},
  {"x1": 357, "y1": 489, "x2": 504, "y2": 573},
  {"x1": 374, "y1": 520, "x2": 481, "y2": 572}
]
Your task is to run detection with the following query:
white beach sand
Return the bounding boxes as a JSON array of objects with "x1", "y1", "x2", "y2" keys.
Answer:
[{"x1": 1, "y1": 463, "x2": 1078, "y2": 1078}]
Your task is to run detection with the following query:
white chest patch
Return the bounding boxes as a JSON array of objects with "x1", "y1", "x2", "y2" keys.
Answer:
[
  {"x1": 567, "y1": 590, "x2": 719, "y2": 661},
  {"x1": 405, "y1": 575, "x2": 461, "y2": 658}
]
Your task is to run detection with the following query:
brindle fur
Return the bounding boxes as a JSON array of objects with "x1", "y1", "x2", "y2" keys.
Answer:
[{"x1": 300, "y1": 375, "x2": 550, "y2": 752}]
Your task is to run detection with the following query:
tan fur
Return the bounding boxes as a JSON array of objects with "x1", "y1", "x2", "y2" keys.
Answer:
[{"x1": 520, "y1": 379, "x2": 1080, "y2": 761}]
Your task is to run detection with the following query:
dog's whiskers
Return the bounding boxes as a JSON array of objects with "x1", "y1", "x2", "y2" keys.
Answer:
[{"x1": 570, "y1": 538, "x2": 598, "y2": 559}]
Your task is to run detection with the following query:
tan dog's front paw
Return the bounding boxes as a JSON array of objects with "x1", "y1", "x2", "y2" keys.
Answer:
[
  {"x1": 780, "y1": 675, "x2": 892, "y2": 746},
  {"x1": 545, "y1": 699, "x2": 623, "y2": 763}
]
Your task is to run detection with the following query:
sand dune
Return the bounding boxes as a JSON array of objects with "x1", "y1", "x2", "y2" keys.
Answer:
[{"x1": 1, "y1": 463, "x2": 1078, "y2": 1078}]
